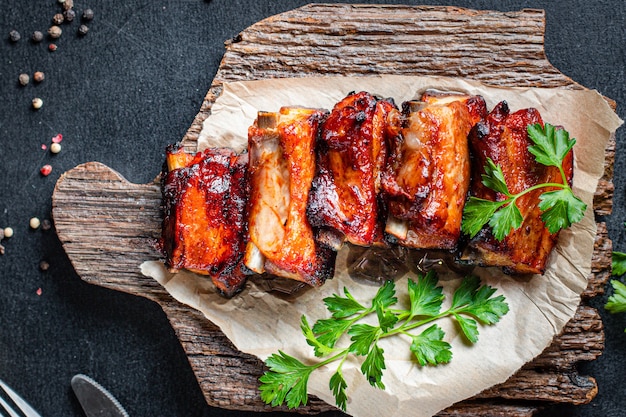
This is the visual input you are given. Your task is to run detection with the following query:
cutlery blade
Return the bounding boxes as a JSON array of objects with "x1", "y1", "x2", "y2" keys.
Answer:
[{"x1": 71, "y1": 374, "x2": 129, "y2": 417}]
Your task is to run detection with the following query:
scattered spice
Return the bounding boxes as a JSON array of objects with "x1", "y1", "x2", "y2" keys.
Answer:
[
  {"x1": 48, "y1": 25, "x2": 62, "y2": 39},
  {"x1": 30, "y1": 217, "x2": 41, "y2": 229},
  {"x1": 48, "y1": 43, "x2": 58, "y2": 52},
  {"x1": 32, "y1": 97, "x2": 43, "y2": 109},
  {"x1": 9, "y1": 30, "x2": 21, "y2": 42},
  {"x1": 33, "y1": 71, "x2": 45, "y2": 83},
  {"x1": 63, "y1": 9, "x2": 76, "y2": 22},
  {"x1": 82, "y1": 8, "x2": 94, "y2": 21},
  {"x1": 52, "y1": 13, "x2": 64, "y2": 25},
  {"x1": 40, "y1": 164, "x2": 52, "y2": 176},
  {"x1": 39, "y1": 260, "x2": 50, "y2": 271},
  {"x1": 36, "y1": 288, "x2": 42, "y2": 296},
  {"x1": 41, "y1": 219, "x2": 52, "y2": 231},
  {"x1": 31, "y1": 31, "x2": 44, "y2": 43},
  {"x1": 62, "y1": 0, "x2": 74, "y2": 11},
  {"x1": 52, "y1": 133, "x2": 63, "y2": 143},
  {"x1": 0, "y1": 244, "x2": 4, "y2": 255},
  {"x1": 41, "y1": 143, "x2": 48, "y2": 150},
  {"x1": 19, "y1": 73, "x2": 30, "y2": 86},
  {"x1": 78, "y1": 24, "x2": 89, "y2": 36},
  {"x1": 50, "y1": 142, "x2": 62, "y2": 154},
  {"x1": 3, "y1": 227, "x2": 14, "y2": 238}
]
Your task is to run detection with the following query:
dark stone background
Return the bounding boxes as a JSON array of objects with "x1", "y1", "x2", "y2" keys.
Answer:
[{"x1": 0, "y1": 1, "x2": 623, "y2": 416}]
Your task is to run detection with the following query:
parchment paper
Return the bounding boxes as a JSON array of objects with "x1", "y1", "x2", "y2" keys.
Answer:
[{"x1": 142, "y1": 75, "x2": 623, "y2": 417}]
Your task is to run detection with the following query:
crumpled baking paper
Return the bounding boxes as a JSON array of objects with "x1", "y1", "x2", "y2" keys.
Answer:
[{"x1": 141, "y1": 75, "x2": 623, "y2": 417}]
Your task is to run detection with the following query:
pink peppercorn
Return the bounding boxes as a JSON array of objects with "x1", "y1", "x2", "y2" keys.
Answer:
[{"x1": 40, "y1": 165, "x2": 52, "y2": 176}]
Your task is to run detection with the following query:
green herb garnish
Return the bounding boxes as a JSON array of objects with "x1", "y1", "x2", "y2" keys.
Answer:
[
  {"x1": 259, "y1": 271, "x2": 509, "y2": 411},
  {"x1": 605, "y1": 232, "x2": 626, "y2": 331},
  {"x1": 461, "y1": 123, "x2": 586, "y2": 241}
]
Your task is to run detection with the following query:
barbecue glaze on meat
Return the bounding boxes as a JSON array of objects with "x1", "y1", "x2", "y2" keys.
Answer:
[
  {"x1": 308, "y1": 92, "x2": 401, "y2": 248},
  {"x1": 382, "y1": 91, "x2": 487, "y2": 250},
  {"x1": 160, "y1": 144, "x2": 249, "y2": 297},
  {"x1": 244, "y1": 107, "x2": 336, "y2": 286},
  {"x1": 459, "y1": 101, "x2": 574, "y2": 274}
]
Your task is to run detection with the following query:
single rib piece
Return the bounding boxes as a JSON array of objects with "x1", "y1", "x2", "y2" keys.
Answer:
[
  {"x1": 161, "y1": 144, "x2": 249, "y2": 297},
  {"x1": 460, "y1": 101, "x2": 574, "y2": 274},
  {"x1": 382, "y1": 90, "x2": 487, "y2": 250},
  {"x1": 308, "y1": 91, "x2": 401, "y2": 247},
  {"x1": 244, "y1": 107, "x2": 336, "y2": 286}
]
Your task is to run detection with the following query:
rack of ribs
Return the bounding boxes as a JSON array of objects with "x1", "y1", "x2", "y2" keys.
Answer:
[
  {"x1": 459, "y1": 101, "x2": 574, "y2": 274},
  {"x1": 244, "y1": 107, "x2": 336, "y2": 286},
  {"x1": 382, "y1": 90, "x2": 487, "y2": 250}
]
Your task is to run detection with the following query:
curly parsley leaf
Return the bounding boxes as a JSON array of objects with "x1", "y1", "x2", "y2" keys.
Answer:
[
  {"x1": 605, "y1": 280, "x2": 626, "y2": 333},
  {"x1": 259, "y1": 273, "x2": 509, "y2": 411},
  {"x1": 461, "y1": 123, "x2": 586, "y2": 241}
]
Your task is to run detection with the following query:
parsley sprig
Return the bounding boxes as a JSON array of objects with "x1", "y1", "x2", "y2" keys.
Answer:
[
  {"x1": 259, "y1": 272, "x2": 509, "y2": 411},
  {"x1": 461, "y1": 123, "x2": 586, "y2": 241},
  {"x1": 606, "y1": 226, "x2": 626, "y2": 332}
]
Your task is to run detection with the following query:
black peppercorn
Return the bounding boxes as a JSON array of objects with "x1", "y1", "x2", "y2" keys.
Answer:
[
  {"x1": 9, "y1": 30, "x2": 21, "y2": 42},
  {"x1": 82, "y1": 8, "x2": 94, "y2": 21},
  {"x1": 39, "y1": 260, "x2": 50, "y2": 271},
  {"x1": 31, "y1": 30, "x2": 44, "y2": 42},
  {"x1": 63, "y1": 9, "x2": 76, "y2": 22},
  {"x1": 78, "y1": 24, "x2": 89, "y2": 36}
]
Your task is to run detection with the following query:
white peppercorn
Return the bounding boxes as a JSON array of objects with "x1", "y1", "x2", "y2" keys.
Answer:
[
  {"x1": 32, "y1": 98, "x2": 43, "y2": 109},
  {"x1": 19, "y1": 73, "x2": 30, "y2": 86},
  {"x1": 50, "y1": 142, "x2": 61, "y2": 154},
  {"x1": 30, "y1": 217, "x2": 41, "y2": 229}
]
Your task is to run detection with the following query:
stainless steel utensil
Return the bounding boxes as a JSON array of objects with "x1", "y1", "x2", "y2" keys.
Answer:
[
  {"x1": 0, "y1": 379, "x2": 43, "y2": 417},
  {"x1": 71, "y1": 374, "x2": 129, "y2": 417}
]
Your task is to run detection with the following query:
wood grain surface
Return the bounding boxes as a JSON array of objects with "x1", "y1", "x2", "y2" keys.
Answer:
[{"x1": 52, "y1": 5, "x2": 614, "y2": 416}]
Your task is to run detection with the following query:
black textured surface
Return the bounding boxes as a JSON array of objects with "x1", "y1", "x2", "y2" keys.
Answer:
[{"x1": 0, "y1": 1, "x2": 623, "y2": 416}]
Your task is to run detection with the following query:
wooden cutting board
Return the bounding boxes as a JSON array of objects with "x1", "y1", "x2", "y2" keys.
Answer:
[{"x1": 52, "y1": 5, "x2": 614, "y2": 416}]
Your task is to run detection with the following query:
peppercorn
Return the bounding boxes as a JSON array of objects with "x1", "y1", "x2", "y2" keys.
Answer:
[
  {"x1": 9, "y1": 30, "x2": 20, "y2": 42},
  {"x1": 52, "y1": 13, "x2": 64, "y2": 25},
  {"x1": 63, "y1": 9, "x2": 76, "y2": 22},
  {"x1": 48, "y1": 25, "x2": 62, "y2": 39},
  {"x1": 50, "y1": 142, "x2": 61, "y2": 154},
  {"x1": 39, "y1": 260, "x2": 50, "y2": 271},
  {"x1": 48, "y1": 43, "x2": 57, "y2": 52},
  {"x1": 3, "y1": 227, "x2": 14, "y2": 238},
  {"x1": 30, "y1": 217, "x2": 41, "y2": 229},
  {"x1": 31, "y1": 31, "x2": 44, "y2": 43},
  {"x1": 41, "y1": 219, "x2": 52, "y2": 231},
  {"x1": 33, "y1": 71, "x2": 45, "y2": 83},
  {"x1": 19, "y1": 73, "x2": 30, "y2": 86},
  {"x1": 40, "y1": 164, "x2": 52, "y2": 176},
  {"x1": 63, "y1": 0, "x2": 74, "y2": 11},
  {"x1": 78, "y1": 24, "x2": 89, "y2": 36},
  {"x1": 82, "y1": 8, "x2": 94, "y2": 21},
  {"x1": 32, "y1": 98, "x2": 43, "y2": 110}
]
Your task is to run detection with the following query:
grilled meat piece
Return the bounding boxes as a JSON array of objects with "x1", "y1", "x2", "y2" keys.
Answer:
[
  {"x1": 244, "y1": 107, "x2": 336, "y2": 286},
  {"x1": 459, "y1": 101, "x2": 574, "y2": 274},
  {"x1": 307, "y1": 92, "x2": 401, "y2": 248},
  {"x1": 161, "y1": 144, "x2": 249, "y2": 297},
  {"x1": 382, "y1": 91, "x2": 487, "y2": 250}
]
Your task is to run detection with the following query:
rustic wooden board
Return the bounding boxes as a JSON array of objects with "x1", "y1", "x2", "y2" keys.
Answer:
[{"x1": 52, "y1": 4, "x2": 615, "y2": 416}]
